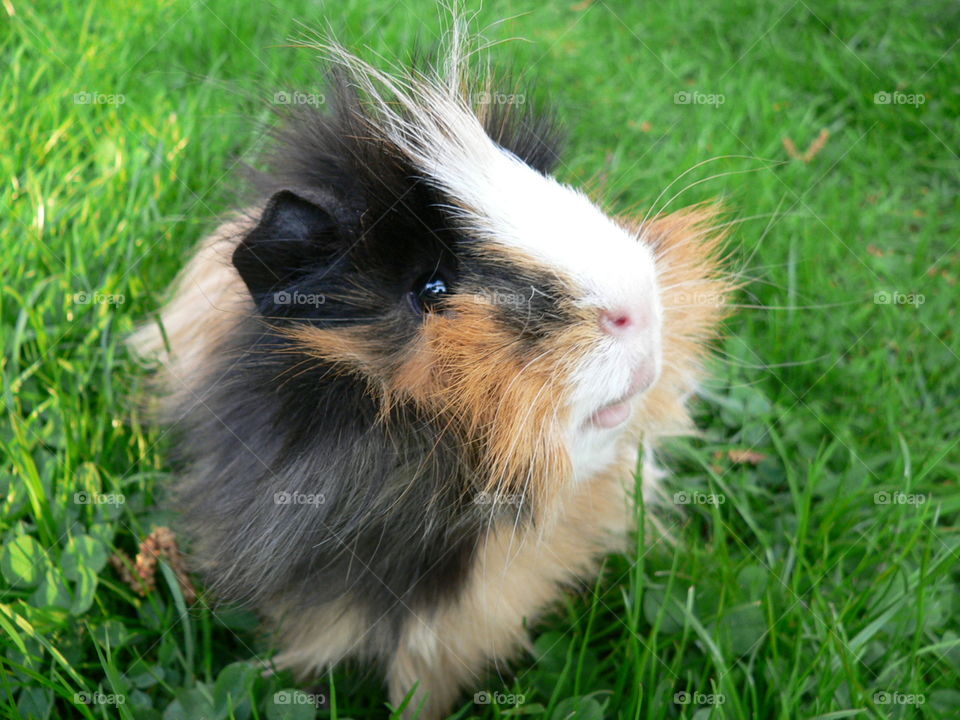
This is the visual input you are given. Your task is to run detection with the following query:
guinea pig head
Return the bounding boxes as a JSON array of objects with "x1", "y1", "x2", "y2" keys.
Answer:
[{"x1": 230, "y1": 54, "x2": 716, "y2": 510}]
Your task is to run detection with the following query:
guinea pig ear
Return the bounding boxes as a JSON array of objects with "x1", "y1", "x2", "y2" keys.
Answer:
[{"x1": 232, "y1": 189, "x2": 340, "y2": 307}]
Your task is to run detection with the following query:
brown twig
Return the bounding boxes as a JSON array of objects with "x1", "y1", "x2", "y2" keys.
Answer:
[
  {"x1": 783, "y1": 129, "x2": 830, "y2": 163},
  {"x1": 728, "y1": 449, "x2": 767, "y2": 465}
]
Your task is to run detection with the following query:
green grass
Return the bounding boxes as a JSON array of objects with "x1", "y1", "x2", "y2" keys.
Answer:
[{"x1": 2, "y1": 0, "x2": 959, "y2": 718}]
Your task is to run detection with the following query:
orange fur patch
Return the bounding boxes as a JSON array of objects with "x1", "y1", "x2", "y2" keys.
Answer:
[{"x1": 624, "y1": 203, "x2": 734, "y2": 444}]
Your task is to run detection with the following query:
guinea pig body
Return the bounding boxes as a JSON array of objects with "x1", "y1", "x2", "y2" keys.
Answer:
[{"x1": 130, "y1": 36, "x2": 729, "y2": 719}]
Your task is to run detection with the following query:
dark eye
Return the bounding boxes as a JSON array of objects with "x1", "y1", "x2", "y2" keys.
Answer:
[{"x1": 409, "y1": 273, "x2": 450, "y2": 314}]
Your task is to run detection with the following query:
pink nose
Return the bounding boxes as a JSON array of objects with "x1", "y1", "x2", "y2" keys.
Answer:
[{"x1": 598, "y1": 306, "x2": 651, "y2": 337}]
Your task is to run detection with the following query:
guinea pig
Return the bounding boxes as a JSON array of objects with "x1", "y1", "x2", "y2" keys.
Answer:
[{"x1": 129, "y1": 29, "x2": 730, "y2": 720}]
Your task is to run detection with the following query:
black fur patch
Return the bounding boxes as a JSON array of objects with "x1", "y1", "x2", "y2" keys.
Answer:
[
  {"x1": 478, "y1": 76, "x2": 564, "y2": 175},
  {"x1": 171, "y1": 323, "x2": 483, "y2": 650}
]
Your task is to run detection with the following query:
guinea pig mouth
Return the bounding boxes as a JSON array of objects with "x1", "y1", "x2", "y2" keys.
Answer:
[{"x1": 588, "y1": 398, "x2": 634, "y2": 429}]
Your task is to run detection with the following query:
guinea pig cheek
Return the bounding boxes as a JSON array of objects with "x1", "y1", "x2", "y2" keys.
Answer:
[
  {"x1": 392, "y1": 298, "x2": 575, "y2": 494},
  {"x1": 388, "y1": 324, "x2": 443, "y2": 403}
]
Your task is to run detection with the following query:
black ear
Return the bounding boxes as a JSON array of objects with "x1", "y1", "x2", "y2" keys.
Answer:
[{"x1": 232, "y1": 190, "x2": 340, "y2": 308}]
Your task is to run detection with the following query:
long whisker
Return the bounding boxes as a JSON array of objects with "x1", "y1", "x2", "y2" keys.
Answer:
[
  {"x1": 648, "y1": 164, "x2": 779, "y2": 224},
  {"x1": 639, "y1": 155, "x2": 784, "y2": 228}
]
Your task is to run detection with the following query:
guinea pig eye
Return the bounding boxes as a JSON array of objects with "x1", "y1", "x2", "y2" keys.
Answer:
[{"x1": 409, "y1": 273, "x2": 450, "y2": 314}]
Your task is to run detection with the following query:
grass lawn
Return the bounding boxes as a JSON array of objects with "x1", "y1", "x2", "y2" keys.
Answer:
[{"x1": 2, "y1": 0, "x2": 959, "y2": 718}]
